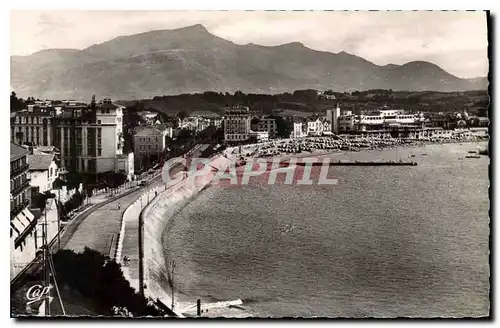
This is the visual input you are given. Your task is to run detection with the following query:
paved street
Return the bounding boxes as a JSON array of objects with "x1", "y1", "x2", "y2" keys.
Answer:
[{"x1": 62, "y1": 173, "x2": 166, "y2": 255}]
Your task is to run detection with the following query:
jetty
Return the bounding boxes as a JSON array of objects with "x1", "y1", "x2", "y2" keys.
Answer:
[{"x1": 293, "y1": 161, "x2": 418, "y2": 167}]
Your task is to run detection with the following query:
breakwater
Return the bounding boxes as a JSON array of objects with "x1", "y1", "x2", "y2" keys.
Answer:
[
  {"x1": 293, "y1": 161, "x2": 418, "y2": 166},
  {"x1": 140, "y1": 156, "x2": 232, "y2": 315}
]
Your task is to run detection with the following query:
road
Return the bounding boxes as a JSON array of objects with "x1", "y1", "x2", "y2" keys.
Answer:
[{"x1": 62, "y1": 173, "x2": 167, "y2": 255}]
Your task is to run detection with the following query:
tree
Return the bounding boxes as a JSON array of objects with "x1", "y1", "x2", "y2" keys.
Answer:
[
  {"x1": 271, "y1": 116, "x2": 292, "y2": 138},
  {"x1": 177, "y1": 110, "x2": 189, "y2": 120},
  {"x1": 10, "y1": 91, "x2": 24, "y2": 112},
  {"x1": 50, "y1": 248, "x2": 165, "y2": 316}
]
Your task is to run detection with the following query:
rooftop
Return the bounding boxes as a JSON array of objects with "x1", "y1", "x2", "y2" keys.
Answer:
[
  {"x1": 10, "y1": 143, "x2": 29, "y2": 162},
  {"x1": 34, "y1": 146, "x2": 57, "y2": 153},
  {"x1": 134, "y1": 126, "x2": 165, "y2": 136},
  {"x1": 28, "y1": 154, "x2": 55, "y2": 171}
]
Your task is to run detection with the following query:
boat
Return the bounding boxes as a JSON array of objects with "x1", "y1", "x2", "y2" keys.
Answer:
[
  {"x1": 465, "y1": 155, "x2": 481, "y2": 159},
  {"x1": 468, "y1": 150, "x2": 477, "y2": 154},
  {"x1": 421, "y1": 153, "x2": 428, "y2": 156},
  {"x1": 478, "y1": 148, "x2": 488, "y2": 156}
]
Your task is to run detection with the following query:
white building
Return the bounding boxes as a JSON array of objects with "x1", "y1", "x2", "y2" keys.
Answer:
[
  {"x1": 356, "y1": 110, "x2": 425, "y2": 132},
  {"x1": 27, "y1": 153, "x2": 59, "y2": 193},
  {"x1": 307, "y1": 118, "x2": 324, "y2": 136},
  {"x1": 93, "y1": 99, "x2": 124, "y2": 173},
  {"x1": 249, "y1": 131, "x2": 269, "y2": 142},
  {"x1": 326, "y1": 105, "x2": 341, "y2": 134},
  {"x1": 292, "y1": 122, "x2": 307, "y2": 138},
  {"x1": 11, "y1": 98, "x2": 126, "y2": 175}
]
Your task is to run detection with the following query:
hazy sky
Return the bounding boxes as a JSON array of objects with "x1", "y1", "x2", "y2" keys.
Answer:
[{"x1": 10, "y1": 11, "x2": 488, "y2": 78}]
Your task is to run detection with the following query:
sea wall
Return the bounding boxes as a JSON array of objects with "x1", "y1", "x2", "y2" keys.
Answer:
[
  {"x1": 115, "y1": 175, "x2": 164, "y2": 290},
  {"x1": 141, "y1": 155, "x2": 232, "y2": 312}
]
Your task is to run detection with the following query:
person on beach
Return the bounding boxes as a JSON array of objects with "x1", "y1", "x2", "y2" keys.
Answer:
[{"x1": 118, "y1": 203, "x2": 121, "y2": 210}]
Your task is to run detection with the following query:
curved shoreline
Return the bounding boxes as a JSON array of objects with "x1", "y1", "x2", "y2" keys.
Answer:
[
  {"x1": 141, "y1": 156, "x2": 233, "y2": 315},
  {"x1": 138, "y1": 140, "x2": 488, "y2": 317}
]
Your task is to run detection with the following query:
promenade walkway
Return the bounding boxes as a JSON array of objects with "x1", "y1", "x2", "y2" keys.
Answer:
[{"x1": 62, "y1": 172, "x2": 165, "y2": 256}]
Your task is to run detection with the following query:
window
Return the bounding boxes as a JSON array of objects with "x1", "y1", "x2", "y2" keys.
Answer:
[
  {"x1": 98, "y1": 120, "x2": 101, "y2": 124},
  {"x1": 98, "y1": 148, "x2": 102, "y2": 156}
]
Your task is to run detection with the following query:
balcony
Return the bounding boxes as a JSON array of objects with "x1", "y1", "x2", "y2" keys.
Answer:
[
  {"x1": 11, "y1": 179, "x2": 30, "y2": 198},
  {"x1": 10, "y1": 163, "x2": 29, "y2": 178},
  {"x1": 10, "y1": 199, "x2": 30, "y2": 219}
]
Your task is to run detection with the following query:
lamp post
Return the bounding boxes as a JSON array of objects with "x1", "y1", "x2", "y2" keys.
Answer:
[{"x1": 170, "y1": 260, "x2": 176, "y2": 310}]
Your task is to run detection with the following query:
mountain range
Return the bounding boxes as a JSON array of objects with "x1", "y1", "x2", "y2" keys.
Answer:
[{"x1": 10, "y1": 24, "x2": 488, "y2": 100}]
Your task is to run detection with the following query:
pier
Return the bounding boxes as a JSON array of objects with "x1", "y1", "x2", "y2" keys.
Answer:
[{"x1": 293, "y1": 161, "x2": 418, "y2": 166}]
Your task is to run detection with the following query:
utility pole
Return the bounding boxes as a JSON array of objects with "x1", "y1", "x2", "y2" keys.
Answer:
[
  {"x1": 170, "y1": 260, "x2": 176, "y2": 310},
  {"x1": 42, "y1": 201, "x2": 50, "y2": 316},
  {"x1": 57, "y1": 200, "x2": 61, "y2": 251}
]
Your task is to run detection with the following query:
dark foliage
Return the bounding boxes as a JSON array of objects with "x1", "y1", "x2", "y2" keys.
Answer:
[
  {"x1": 118, "y1": 89, "x2": 489, "y2": 117},
  {"x1": 61, "y1": 190, "x2": 85, "y2": 218},
  {"x1": 11, "y1": 92, "x2": 24, "y2": 112},
  {"x1": 269, "y1": 115, "x2": 293, "y2": 138},
  {"x1": 31, "y1": 191, "x2": 56, "y2": 211},
  {"x1": 51, "y1": 248, "x2": 163, "y2": 316}
]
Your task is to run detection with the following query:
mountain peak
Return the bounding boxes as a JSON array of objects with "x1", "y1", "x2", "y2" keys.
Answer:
[
  {"x1": 11, "y1": 27, "x2": 486, "y2": 99},
  {"x1": 283, "y1": 42, "x2": 304, "y2": 47},
  {"x1": 176, "y1": 24, "x2": 209, "y2": 33}
]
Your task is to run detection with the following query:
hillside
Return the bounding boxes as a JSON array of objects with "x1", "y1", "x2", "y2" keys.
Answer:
[
  {"x1": 118, "y1": 89, "x2": 490, "y2": 117},
  {"x1": 11, "y1": 24, "x2": 488, "y2": 100}
]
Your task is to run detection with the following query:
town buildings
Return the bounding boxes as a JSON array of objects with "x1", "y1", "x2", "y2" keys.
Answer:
[
  {"x1": 11, "y1": 143, "x2": 31, "y2": 218},
  {"x1": 223, "y1": 106, "x2": 251, "y2": 142},
  {"x1": 10, "y1": 98, "x2": 132, "y2": 177},
  {"x1": 178, "y1": 115, "x2": 222, "y2": 132},
  {"x1": 10, "y1": 143, "x2": 60, "y2": 280},
  {"x1": 251, "y1": 117, "x2": 278, "y2": 138},
  {"x1": 249, "y1": 130, "x2": 270, "y2": 142}
]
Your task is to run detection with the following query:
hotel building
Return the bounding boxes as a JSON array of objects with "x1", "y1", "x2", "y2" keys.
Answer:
[
  {"x1": 223, "y1": 106, "x2": 251, "y2": 142},
  {"x1": 11, "y1": 98, "x2": 130, "y2": 176}
]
